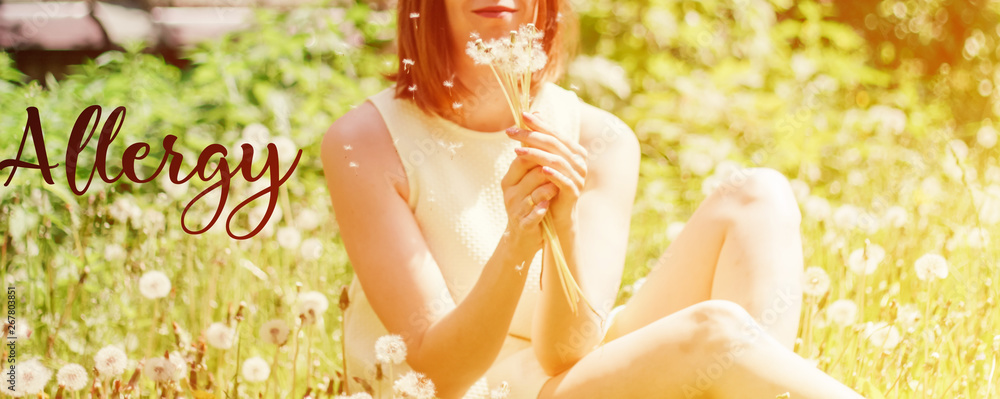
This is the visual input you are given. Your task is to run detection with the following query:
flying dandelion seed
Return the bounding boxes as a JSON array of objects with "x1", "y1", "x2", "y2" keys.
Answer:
[
  {"x1": 349, "y1": 161, "x2": 359, "y2": 168},
  {"x1": 402, "y1": 58, "x2": 415, "y2": 73},
  {"x1": 408, "y1": 84, "x2": 418, "y2": 92},
  {"x1": 443, "y1": 80, "x2": 454, "y2": 88},
  {"x1": 409, "y1": 12, "x2": 419, "y2": 18},
  {"x1": 452, "y1": 102, "x2": 463, "y2": 109},
  {"x1": 344, "y1": 145, "x2": 352, "y2": 150}
]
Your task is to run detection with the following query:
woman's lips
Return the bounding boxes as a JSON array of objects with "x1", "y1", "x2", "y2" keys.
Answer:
[{"x1": 473, "y1": 7, "x2": 516, "y2": 18}]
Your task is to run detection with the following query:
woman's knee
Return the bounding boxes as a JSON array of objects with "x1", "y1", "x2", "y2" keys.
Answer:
[
  {"x1": 684, "y1": 299, "x2": 760, "y2": 353},
  {"x1": 714, "y1": 167, "x2": 801, "y2": 226}
]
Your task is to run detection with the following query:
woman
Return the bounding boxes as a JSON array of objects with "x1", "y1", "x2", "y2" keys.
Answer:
[{"x1": 320, "y1": 0, "x2": 866, "y2": 398}]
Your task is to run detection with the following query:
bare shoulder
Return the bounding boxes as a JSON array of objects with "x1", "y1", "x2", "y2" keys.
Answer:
[
  {"x1": 577, "y1": 101, "x2": 640, "y2": 167},
  {"x1": 321, "y1": 100, "x2": 409, "y2": 200}
]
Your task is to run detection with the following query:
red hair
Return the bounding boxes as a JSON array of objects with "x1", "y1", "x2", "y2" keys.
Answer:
[{"x1": 386, "y1": 0, "x2": 578, "y2": 118}]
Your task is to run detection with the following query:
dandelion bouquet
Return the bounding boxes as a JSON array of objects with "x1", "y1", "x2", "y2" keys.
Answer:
[{"x1": 465, "y1": 24, "x2": 594, "y2": 315}]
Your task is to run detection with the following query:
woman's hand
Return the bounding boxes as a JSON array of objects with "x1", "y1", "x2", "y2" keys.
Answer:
[
  {"x1": 505, "y1": 111, "x2": 589, "y2": 230},
  {"x1": 501, "y1": 153, "x2": 559, "y2": 262}
]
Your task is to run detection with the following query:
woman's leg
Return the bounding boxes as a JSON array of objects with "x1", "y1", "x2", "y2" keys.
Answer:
[
  {"x1": 537, "y1": 300, "x2": 863, "y2": 399},
  {"x1": 601, "y1": 167, "x2": 804, "y2": 349}
]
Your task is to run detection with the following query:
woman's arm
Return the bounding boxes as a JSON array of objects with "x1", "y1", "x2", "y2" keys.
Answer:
[
  {"x1": 320, "y1": 102, "x2": 551, "y2": 398},
  {"x1": 526, "y1": 104, "x2": 641, "y2": 375}
]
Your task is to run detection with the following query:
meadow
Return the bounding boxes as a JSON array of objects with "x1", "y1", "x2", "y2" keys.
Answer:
[{"x1": 0, "y1": 0, "x2": 998, "y2": 397}]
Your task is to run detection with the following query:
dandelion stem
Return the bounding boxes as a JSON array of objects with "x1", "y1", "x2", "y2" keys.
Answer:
[{"x1": 290, "y1": 321, "x2": 305, "y2": 398}]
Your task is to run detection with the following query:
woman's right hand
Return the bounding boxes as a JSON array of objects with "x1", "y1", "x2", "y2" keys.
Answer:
[{"x1": 501, "y1": 154, "x2": 560, "y2": 260}]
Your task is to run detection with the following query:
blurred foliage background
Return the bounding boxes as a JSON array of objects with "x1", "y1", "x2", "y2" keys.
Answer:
[{"x1": 1, "y1": 0, "x2": 999, "y2": 397}]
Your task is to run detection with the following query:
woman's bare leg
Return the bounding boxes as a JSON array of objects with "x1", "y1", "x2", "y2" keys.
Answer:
[
  {"x1": 601, "y1": 167, "x2": 804, "y2": 349},
  {"x1": 538, "y1": 300, "x2": 863, "y2": 399}
]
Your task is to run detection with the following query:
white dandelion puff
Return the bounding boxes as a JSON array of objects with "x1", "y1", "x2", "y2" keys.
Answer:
[
  {"x1": 138, "y1": 270, "x2": 172, "y2": 299},
  {"x1": 205, "y1": 322, "x2": 236, "y2": 349},
  {"x1": 295, "y1": 291, "x2": 329, "y2": 325},
  {"x1": 18, "y1": 359, "x2": 52, "y2": 394},
  {"x1": 56, "y1": 363, "x2": 88, "y2": 391},
  {"x1": 104, "y1": 243, "x2": 126, "y2": 262},
  {"x1": 143, "y1": 357, "x2": 177, "y2": 382},
  {"x1": 94, "y1": 345, "x2": 128, "y2": 377},
  {"x1": 825, "y1": 299, "x2": 858, "y2": 327},
  {"x1": 242, "y1": 357, "x2": 271, "y2": 383},
  {"x1": 802, "y1": 266, "x2": 830, "y2": 298},
  {"x1": 277, "y1": 226, "x2": 302, "y2": 249},
  {"x1": 259, "y1": 319, "x2": 291, "y2": 346},
  {"x1": 375, "y1": 334, "x2": 408, "y2": 365},
  {"x1": 393, "y1": 371, "x2": 436, "y2": 399},
  {"x1": 847, "y1": 244, "x2": 885, "y2": 276},
  {"x1": 863, "y1": 321, "x2": 902, "y2": 351},
  {"x1": 914, "y1": 253, "x2": 949, "y2": 281},
  {"x1": 300, "y1": 238, "x2": 324, "y2": 261}
]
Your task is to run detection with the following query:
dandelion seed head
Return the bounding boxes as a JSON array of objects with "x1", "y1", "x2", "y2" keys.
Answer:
[
  {"x1": 205, "y1": 322, "x2": 236, "y2": 349},
  {"x1": 914, "y1": 253, "x2": 949, "y2": 281},
  {"x1": 846, "y1": 244, "x2": 885, "y2": 276},
  {"x1": 863, "y1": 321, "x2": 902, "y2": 351},
  {"x1": 143, "y1": 357, "x2": 177, "y2": 382},
  {"x1": 393, "y1": 371, "x2": 436, "y2": 399},
  {"x1": 277, "y1": 226, "x2": 302, "y2": 249},
  {"x1": 260, "y1": 319, "x2": 291, "y2": 346},
  {"x1": 825, "y1": 299, "x2": 858, "y2": 327},
  {"x1": 138, "y1": 270, "x2": 172, "y2": 299},
  {"x1": 295, "y1": 291, "x2": 329, "y2": 325},
  {"x1": 242, "y1": 356, "x2": 271, "y2": 383},
  {"x1": 802, "y1": 266, "x2": 830, "y2": 297},
  {"x1": 18, "y1": 359, "x2": 52, "y2": 394},
  {"x1": 56, "y1": 363, "x2": 88, "y2": 391},
  {"x1": 375, "y1": 334, "x2": 408, "y2": 365},
  {"x1": 94, "y1": 345, "x2": 128, "y2": 377}
]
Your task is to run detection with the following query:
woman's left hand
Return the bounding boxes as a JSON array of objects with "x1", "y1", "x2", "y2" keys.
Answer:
[{"x1": 505, "y1": 111, "x2": 589, "y2": 230}]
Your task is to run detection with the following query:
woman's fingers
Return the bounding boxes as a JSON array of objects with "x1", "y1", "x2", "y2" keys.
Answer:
[
  {"x1": 522, "y1": 111, "x2": 590, "y2": 158},
  {"x1": 540, "y1": 165, "x2": 580, "y2": 198},
  {"x1": 514, "y1": 147, "x2": 585, "y2": 190},
  {"x1": 519, "y1": 199, "x2": 550, "y2": 229},
  {"x1": 506, "y1": 127, "x2": 574, "y2": 163}
]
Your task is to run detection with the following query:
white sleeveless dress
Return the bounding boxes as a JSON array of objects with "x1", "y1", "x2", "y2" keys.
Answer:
[{"x1": 342, "y1": 82, "x2": 610, "y2": 399}]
